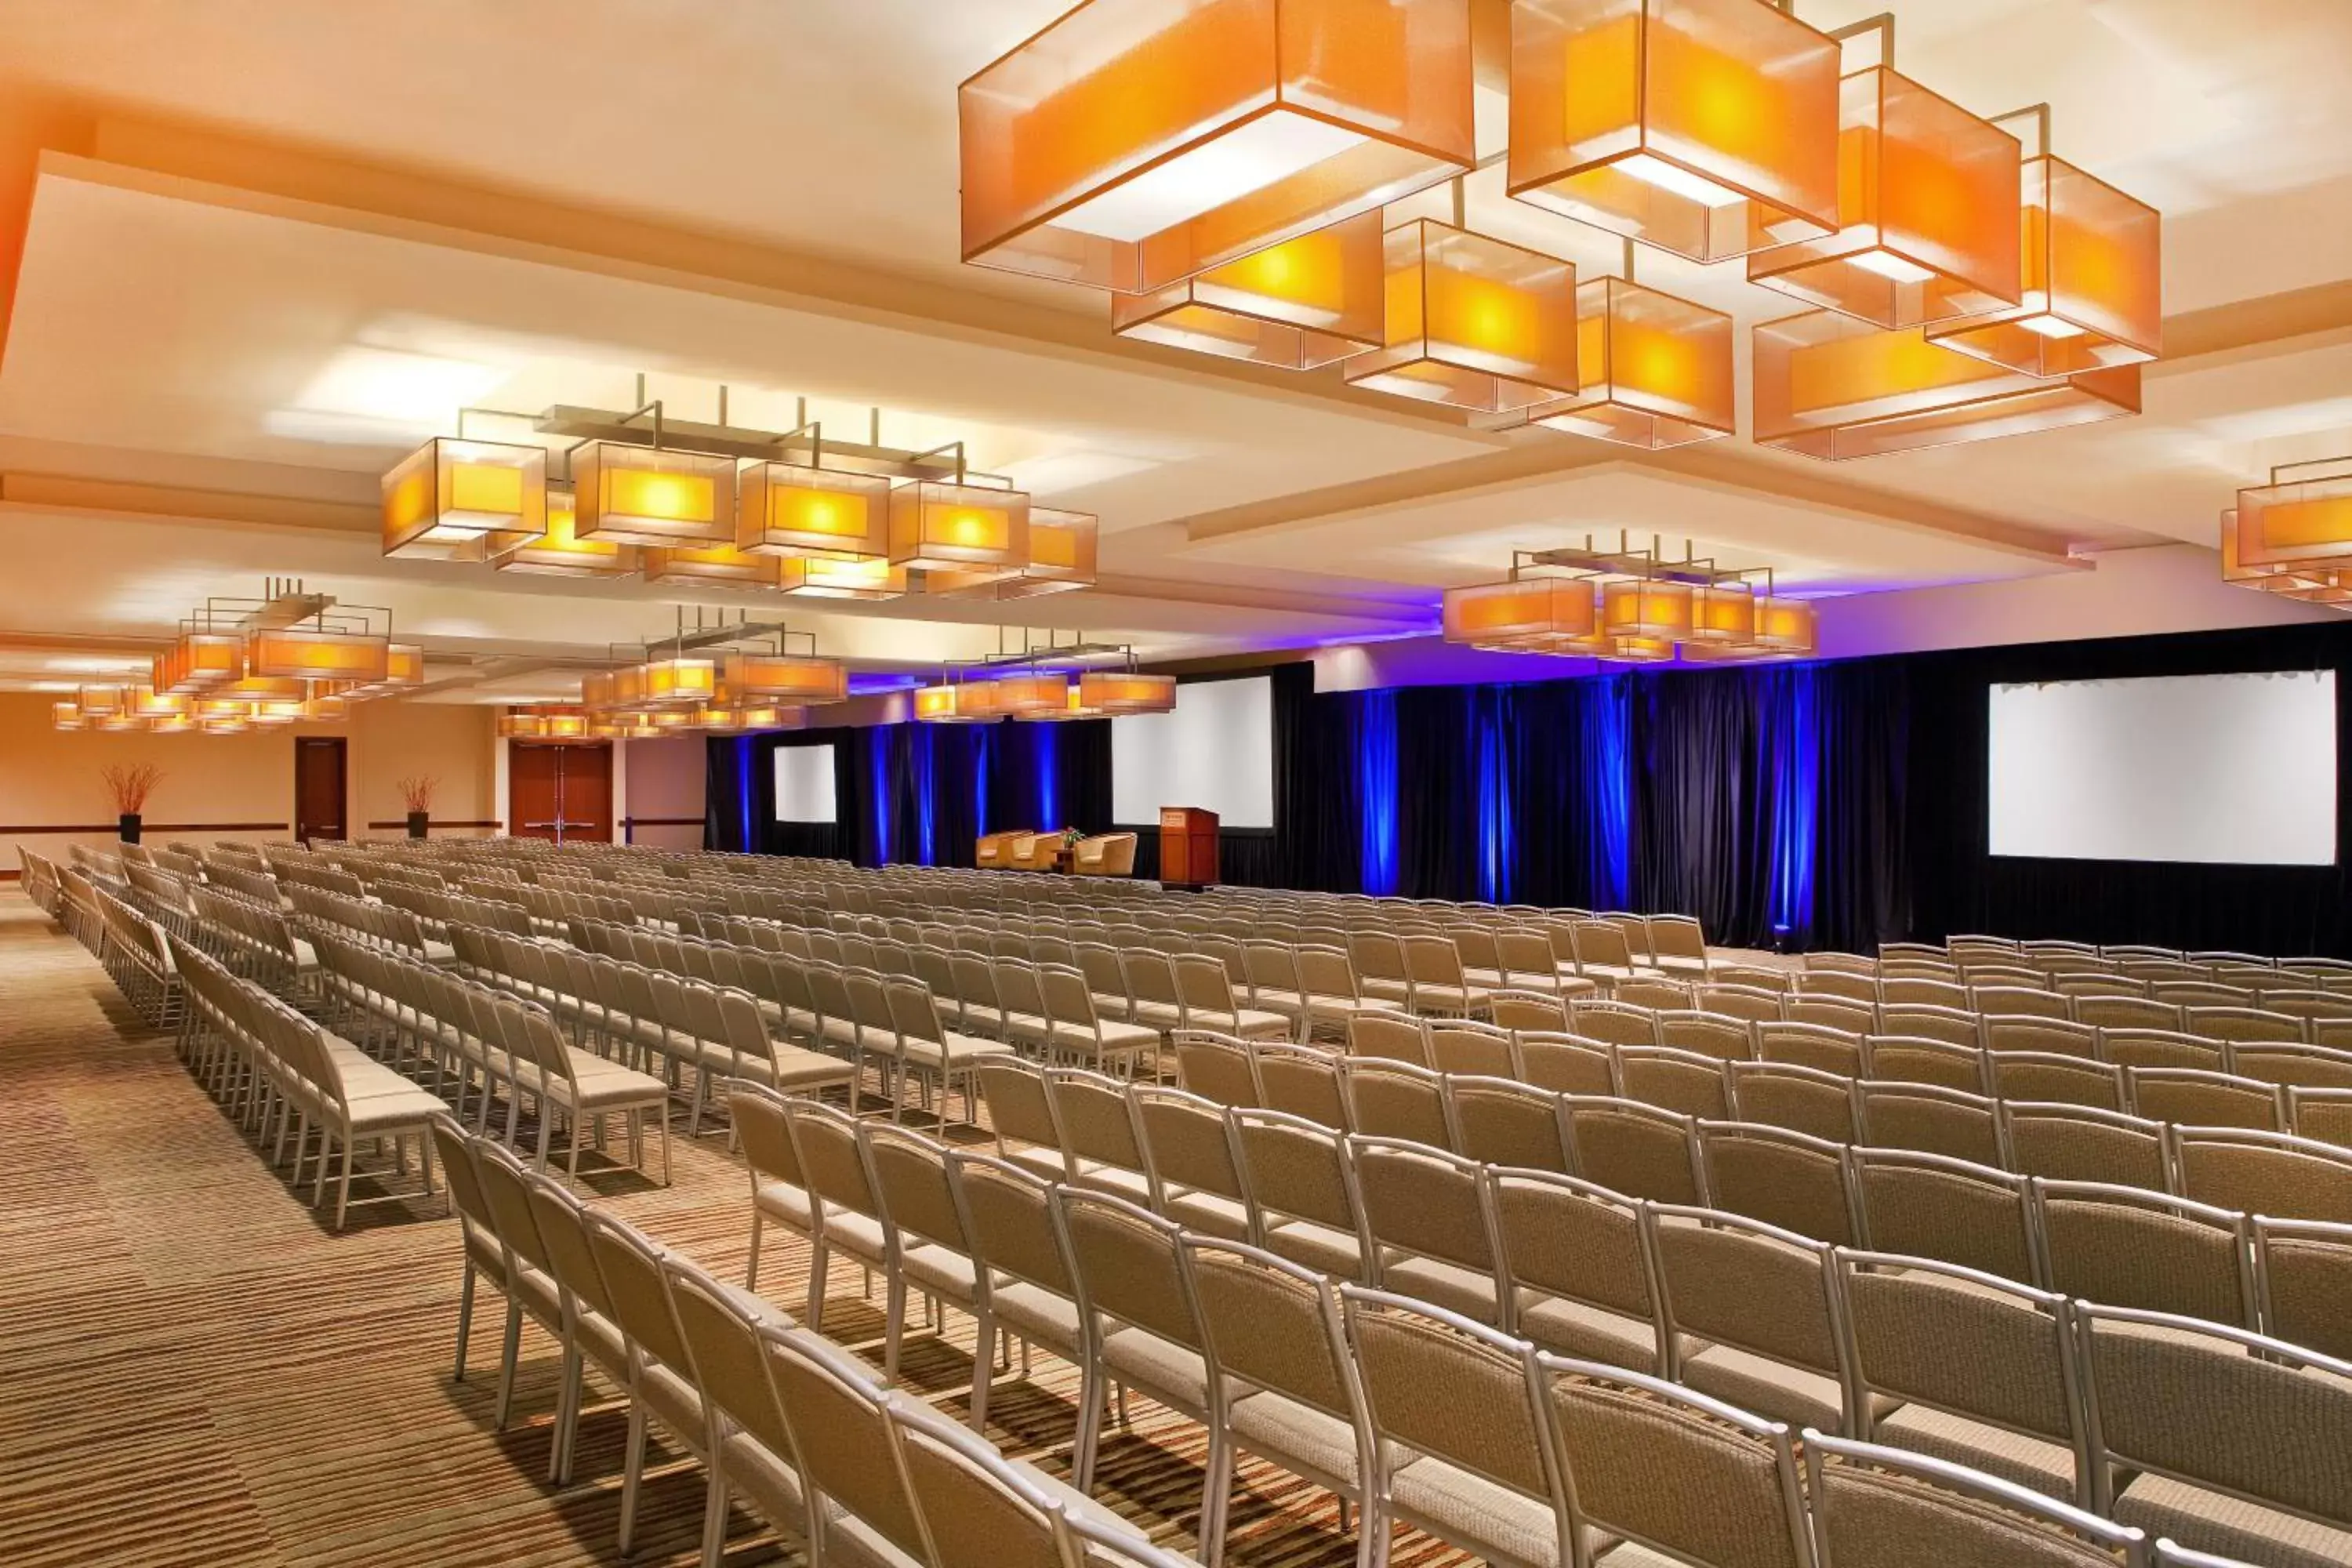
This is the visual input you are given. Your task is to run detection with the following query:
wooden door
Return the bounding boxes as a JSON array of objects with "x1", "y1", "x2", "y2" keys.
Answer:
[
  {"x1": 295, "y1": 736, "x2": 347, "y2": 844},
  {"x1": 508, "y1": 743, "x2": 613, "y2": 844}
]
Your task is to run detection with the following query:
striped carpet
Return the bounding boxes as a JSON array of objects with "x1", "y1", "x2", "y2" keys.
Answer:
[{"x1": 0, "y1": 894, "x2": 1466, "y2": 1567}]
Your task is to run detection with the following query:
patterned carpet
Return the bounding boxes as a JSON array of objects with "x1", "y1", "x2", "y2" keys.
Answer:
[{"x1": 0, "y1": 893, "x2": 1462, "y2": 1567}]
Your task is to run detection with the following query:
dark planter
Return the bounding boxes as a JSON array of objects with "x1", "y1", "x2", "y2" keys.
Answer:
[
  {"x1": 118, "y1": 813, "x2": 141, "y2": 844},
  {"x1": 407, "y1": 811, "x2": 430, "y2": 840}
]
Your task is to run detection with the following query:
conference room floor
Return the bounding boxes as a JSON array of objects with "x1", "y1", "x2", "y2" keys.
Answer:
[{"x1": 0, "y1": 891, "x2": 1468, "y2": 1568}]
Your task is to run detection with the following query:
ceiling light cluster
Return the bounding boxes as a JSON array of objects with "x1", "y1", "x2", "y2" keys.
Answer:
[
  {"x1": 50, "y1": 580, "x2": 419, "y2": 735},
  {"x1": 960, "y1": 0, "x2": 2161, "y2": 459},
  {"x1": 382, "y1": 399, "x2": 1097, "y2": 601},
  {"x1": 913, "y1": 635, "x2": 1177, "y2": 724},
  {"x1": 1442, "y1": 539, "x2": 1818, "y2": 663},
  {"x1": 539, "y1": 612, "x2": 851, "y2": 741},
  {"x1": 2220, "y1": 459, "x2": 2352, "y2": 610}
]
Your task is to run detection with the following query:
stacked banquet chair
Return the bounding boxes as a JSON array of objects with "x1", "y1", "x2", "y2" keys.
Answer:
[
  {"x1": 163, "y1": 931, "x2": 445, "y2": 1225},
  {"x1": 433, "y1": 1118, "x2": 1196, "y2": 1568},
  {"x1": 93, "y1": 884, "x2": 186, "y2": 1029},
  {"x1": 687, "y1": 1070, "x2": 2312, "y2": 1568}
]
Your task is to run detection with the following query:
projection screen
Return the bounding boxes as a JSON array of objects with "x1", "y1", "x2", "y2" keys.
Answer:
[
  {"x1": 772, "y1": 744, "x2": 838, "y2": 824},
  {"x1": 1987, "y1": 670, "x2": 2336, "y2": 866},
  {"x1": 1111, "y1": 676, "x2": 1275, "y2": 829}
]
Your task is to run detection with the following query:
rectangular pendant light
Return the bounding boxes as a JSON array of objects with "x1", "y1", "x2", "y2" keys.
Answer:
[
  {"x1": 51, "y1": 701, "x2": 84, "y2": 731},
  {"x1": 1508, "y1": 0, "x2": 1843, "y2": 263},
  {"x1": 1109, "y1": 211, "x2": 1385, "y2": 370},
  {"x1": 1752, "y1": 596, "x2": 1817, "y2": 653},
  {"x1": 542, "y1": 710, "x2": 589, "y2": 741},
  {"x1": 913, "y1": 681, "x2": 1004, "y2": 724},
  {"x1": 929, "y1": 509, "x2": 1098, "y2": 598},
  {"x1": 573, "y1": 442, "x2": 736, "y2": 548},
  {"x1": 249, "y1": 701, "x2": 304, "y2": 727},
  {"x1": 639, "y1": 657, "x2": 719, "y2": 710},
  {"x1": 722, "y1": 652, "x2": 848, "y2": 706},
  {"x1": 1605, "y1": 633, "x2": 1677, "y2": 662},
  {"x1": 1752, "y1": 308, "x2": 2139, "y2": 461},
  {"x1": 1602, "y1": 579, "x2": 1694, "y2": 640},
  {"x1": 1686, "y1": 583, "x2": 1756, "y2": 644},
  {"x1": 641, "y1": 544, "x2": 785, "y2": 590},
  {"x1": 77, "y1": 684, "x2": 126, "y2": 715},
  {"x1": 734, "y1": 706, "x2": 808, "y2": 732},
  {"x1": 147, "y1": 715, "x2": 196, "y2": 735},
  {"x1": 1925, "y1": 155, "x2": 2161, "y2": 377},
  {"x1": 1747, "y1": 66, "x2": 2022, "y2": 328},
  {"x1": 959, "y1": 0, "x2": 1473, "y2": 293},
  {"x1": 1518, "y1": 276, "x2": 1734, "y2": 448},
  {"x1": 2220, "y1": 510, "x2": 2347, "y2": 604},
  {"x1": 1442, "y1": 578, "x2": 1607, "y2": 653},
  {"x1": 132, "y1": 687, "x2": 190, "y2": 719},
  {"x1": 1035, "y1": 684, "x2": 1108, "y2": 721},
  {"x1": 496, "y1": 711, "x2": 548, "y2": 739},
  {"x1": 780, "y1": 557, "x2": 909, "y2": 601},
  {"x1": 1345, "y1": 220, "x2": 1581, "y2": 412},
  {"x1": 736, "y1": 460, "x2": 893, "y2": 559},
  {"x1": 996, "y1": 673, "x2": 1075, "y2": 719},
  {"x1": 199, "y1": 718, "x2": 251, "y2": 735},
  {"x1": 2234, "y1": 469, "x2": 2352, "y2": 571},
  {"x1": 247, "y1": 626, "x2": 393, "y2": 684},
  {"x1": 383, "y1": 437, "x2": 546, "y2": 560},
  {"x1": 1077, "y1": 670, "x2": 1178, "y2": 713},
  {"x1": 492, "y1": 485, "x2": 642, "y2": 578},
  {"x1": 889, "y1": 481, "x2": 1031, "y2": 572},
  {"x1": 162, "y1": 632, "x2": 245, "y2": 694},
  {"x1": 300, "y1": 695, "x2": 350, "y2": 722}
]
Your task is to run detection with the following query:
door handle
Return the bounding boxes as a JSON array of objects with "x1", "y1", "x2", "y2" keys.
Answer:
[{"x1": 524, "y1": 820, "x2": 559, "y2": 829}]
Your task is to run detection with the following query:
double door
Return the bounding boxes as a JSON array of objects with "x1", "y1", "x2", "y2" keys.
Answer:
[{"x1": 509, "y1": 742, "x2": 613, "y2": 844}]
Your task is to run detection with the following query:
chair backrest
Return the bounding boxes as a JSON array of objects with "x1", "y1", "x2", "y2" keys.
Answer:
[
  {"x1": 1859, "y1": 1080, "x2": 2004, "y2": 1167},
  {"x1": 729, "y1": 1080, "x2": 807, "y2": 1192},
  {"x1": 1446, "y1": 1074, "x2": 1571, "y2": 1174},
  {"x1": 1346, "y1": 1010, "x2": 1429, "y2": 1066},
  {"x1": 1647, "y1": 1201, "x2": 1851, "y2": 1431},
  {"x1": 2001, "y1": 1102, "x2": 2171, "y2": 1191},
  {"x1": 1183, "y1": 1236, "x2": 1368, "y2": 1445},
  {"x1": 1168, "y1": 1029, "x2": 1259, "y2": 1108},
  {"x1": 761, "y1": 1324, "x2": 930, "y2": 1563},
  {"x1": 1134, "y1": 1083, "x2": 1249, "y2": 1206},
  {"x1": 1565, "y1": 1095, "x2": 1704, "y2": 1205},
  {"x1": 1570, "y1": 999, "x2": 1663, "y2": 1048},
  {"x1": 1693, "y1": 982, "x2": 1788, "y2": 1024},
  {"x1": 1055, "y1": 1188, "x2": 1204, "y2": 1355},
  {"x1": 2235, "y1": 1041, "x2": 2352, "y2": 1092},
  {"x1": 1516, "y1": 1031, "x2": 1617, "y2": 1096},
  {"x1": 2126, "y1": 1066, "x2": 2287, "y2": 1132},
  {"x1": 1855, "y1": 1148, "x2": 2039, "y2": 1287},
  {"x1": 1537, "y1": 1353, "x2": 1814, "y2": 1568},
  {"x1": 947, "y1": 1151, "x2": 1076, "y2": 1300},
  {"x1": 1047, "y1": 1066, "x2": 1152, "y2": 1181},
  {"x1": 662, "y1": 1253, "x2": 797, "y2": 1469},
  {"x1": 2253, "y1": 1215, "x2": 2352, "y2": 1363},
  {"x1": 1342, "y1": 1055, "x2": 1451, "y2": 1148},
  {"x1": 1251, "y1": 1041, "x2": 1348, "y2": 1127},
  {"x1": 1348, "y1": 1134, "x2": 1497, "y2": 1295},
  {"x1": 1699, "y1": 1120, "x2": 1860, "y2": 1247},
  {"x1": 2100, "y1": 1028, "x2": 2226, "y2": 1072},
  {"x1": 1876, "y1": 1004, "x2": 1983, "y2": 1051},
  {"x1": 883, "y1": 1391, "x2": 1086, "y2": 1568},
  {"x1": 2172, "y1": 1126, "x2": 2352, "y2": 1224},
  {"x1": 2183, "y1": 1005, "x2": 2305, "y2": 1045},
  {"x1": 1232, "y1": 1107, "x2": 1363, "y2": 1242},
  {"x1": 1656, "y1": 1009, "x2": 1755, "y2": 1062},
  {"x1": 789, "y1": 1099, "x2": 887, "y2": 1232},
  {"x1": 1988, "y1": 1052, "x2": 2126, "y2": 1112},
  {"x1": 1617, "y1": 1044, "x2": 1733, "y2": 1120},
  {"x1": 1426, "y1": 1018, "x2": 1517, "y2": 1077},
  {"x1": 2031, "y1": 1179, "x2": 2255, "y2": 1330},
  {"x1": 978, "y1": 1059, "x2": 1065, "y2": 1167},
  {"x1": 1805, "y1": 1432, "x2": 2148, "y2": 1568},
  {"x1": 1728, "y1": 1059, "x2": 1862, "y2": 1145},
  {"x1": 1758, "y1": 1020, "x2": 1866, "y2": 1076},
  {"x1": 1490, "y1": 988, "x2": 1571, "y2": 1032},
  {"x1": 580, "y1": 1208, "x2": 693, "y2": 1377},
  {"x1": 2078, "y1": 1302, "x2": 2352, "y2": 1537},
  {"x1": 866, "y1": 1123, "x2": 972, "y2": 1258},
  {"x1": 1987, "y1": 1015, "x2": 2103, "y2": 1060}
]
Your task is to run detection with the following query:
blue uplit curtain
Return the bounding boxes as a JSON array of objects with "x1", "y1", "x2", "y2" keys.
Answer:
[
  {"x1": 1475, "y1": 689, "x2": 1515, "y2": 904},
  {"x1": 1356, "y1": 690, "x2": 1400, "y2": 895},
  {"x1": 1767, "y1": 666, "x2": 1821, "y2": 943},
  {"x1": 735, "y1": 737, "x2": 757, "y2": 853},
  {"x1": 910, "y1": 724, "x2": 938, "y2": 866},
  {"x1": 972, "y1": 726, "x2": 994, "y2": 837},
  {"x1": 867, "y1": 728, "x2": 895, "y2": 866},
  {"x1": 1584, "y1": 676, "x2": 1634, "y2": 909},
  {"x1": 1033, "y1": 721, "x2": 1060, "y2": 828}
]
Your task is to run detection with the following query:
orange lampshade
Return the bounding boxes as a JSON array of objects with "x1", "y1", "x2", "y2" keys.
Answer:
[
  {"x1": 77, "y1": 684, "x2": 127, "y2": 715},
  {"x1": 1752, "y1": 596, "x2": 1818, "y2": 654},
  {"x1": 1604, "y1": 633, "x2": 1677, "y2": 663},
  {"x1": 736, "y1": 461, "x2": 893, "y2": 560},
  {"x1": 51, "y1": 701, "x2": 84, "y2": 730},
  {"x1": 497, "y1": 711, "x2": 548, "y2": 739},
  {"x1": 1601, "y1": 579, "x2": 1693, "y2": 640},
  {"x1": 2234, "y1": 471, "x2": 2352, "y2": 572},
  {"x1": 573, "y1": 443, "x2": 735, "y2": 548},
  {"x1": 1752, "y1": 308, "x2": 2140, "y2": 461},
  {"x1": 492, "y1": 485, "x2": 641, "y2": 578},
  {"x1": 147, "y1": 715, "x2": 196, "y2": 735},
  {"x1": 779, "y1": 556, "x2": 909, "y2": 601},
  {"x1": 996, "y1": 673, "x2": 1075, "y2": 717},
  {"x1": 1508, "y1": 0, "x2": 1843, "y2": 263},
  {"x1": 1077, "y1": 671, "x2": 1178, "y2": 713},
  {"x1": 1344, "y1": 220, "x2": 1580, "y2": 412},
  {"x1": 639, "y1": 658, "x2": 718, "y2": 709},
  {"x1": 132, "y1": 687, "x2": 191, "y2": 719},
  {"x1": 246, "y1": 626, "x2": 392, "y2": 684},
  {"x1": 1747, "y1": 66, "x2": 2022, "y2": 328},
  {"x1": 1518, "y1": 276, "x2": 1734, "y2": 448},
  {"x1": 1033, "y1": 684, "x2": 1109, "y2": 721},
  {"x1": 1441, "y1": 578, "x2": 1608, "y2": 654},
  {"x1": 641, "y1": 543, "x2": 786, "y2": 590},
  {"x1": 1686, "y1": 583, "x2": 1756, "y2": 644},
  {"x1": 383, "y1": 437, "x2": 546, "y2": 561},
  {"x1": 733, "y1": 706, "x2": 808, "y2": 732},
  {"x1": 889, "y1": 481, "x2": 1031, "y2": 572},
  {"x1": 913, "y1": 681, "x2": 1005, "y2": 724},
  {"x1": 1926, "y1": 154, "x2": 2161, "y2": 378},
  {"x1": 960, "y1": 0, "x2": 1473, "y2": 293},
  {"x1": 299, "y1": 694, "x2": 350, "y2": 722},
  {"x1": 723, "y1": 652, "x2": 848, "y2": 706},
  {"x1": 929, "y1": 509, "x2": 1098, "y2": 599},
  {"x1": 160, "y1": 632, "x2": 245, "y2": 694},
  {"x1": 1110, "y1": 212, "x2": 1385, "y2": 370}
]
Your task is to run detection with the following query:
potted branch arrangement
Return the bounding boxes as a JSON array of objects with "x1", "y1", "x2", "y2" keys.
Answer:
[
  {"x1": 398, "y1": 775, "x2": 437, "y2": 840},
  {"x1": 103, "y1": 764, "x2": 163, "y2": 845}
]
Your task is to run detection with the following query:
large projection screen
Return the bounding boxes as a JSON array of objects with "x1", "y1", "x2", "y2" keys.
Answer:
[
  {"x1": 1987, "y1": 670, "x2": 2337, "y2": 866},
  {"x1": 772, "y1": 745, "x2": 838, "y2": 824},
  {"x1": 1111, "y1": 677, "x2": 1274, "y2": 829}
]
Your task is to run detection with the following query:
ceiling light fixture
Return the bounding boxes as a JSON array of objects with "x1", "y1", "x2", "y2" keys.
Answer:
[
  {"x1": 1109, "y1": 210, "x2": 1386, "y2": 370},
  {"x1": 382, "y1": 437, "x2": 546, "y2": 561},
  {"x1": 1508, "y1": 0, "x2": 1844, "y2": 263},
  {"x1": 1512, "y1": 238, "x2": 1733, "y2": 448},
  {"x1": 928, "y1": 509, "x2": 1098, "y2": 599},
  {"x1": 958, "y1": 0, "x2": 1474, "y2": 292},
  {"x1": 1344, "y1": 210, "x2": 1581, "y2": 413},
  {"x1": 1443, "y1": 537, "x2": 1811, "y2": 664}
]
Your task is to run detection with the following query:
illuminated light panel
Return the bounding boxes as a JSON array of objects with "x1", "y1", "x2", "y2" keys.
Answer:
[
  {"x1": 913, "y1": 681, "x2": 1005, "y2": 724},
  {"x1": 1926, "y1": 154, "x2": 2161, "y2": 377},
  {"x1": 132, "y1": 688, "x2": 191, "y2": 719},
  {"x1": 250, "y1": 701, "x2": 305, "y2": 727},
  {"x1": 1110, "y1": 211, "x2": 1385, "y2": 370},
  {"x1": 639, "y1": 658, "x2": 719, "y2": 710},
  {"x1": 382, "y1": 436, "x2": 545, "y2": 561},
  {"x1": 722, "y1": 652, "x2": 848, "y2": 706},
  {"x1": 160, "y1": 632, "x2": 245, "y2": 694},
  {"x1": 496, "y1": 711, "x2": 547, "y2": 739},
  {"x1": 94, "y1": 714, "x2": 147, "y2": 733},
  {"x1": 573, "y1": 443, "x2": 735, "y2": 548},
  {"x1": 1686, "y1": 583, "x2": 1756, "y2": 644},
  {"x1": 1344, "y1": 219, "x2": 1579, "y2": 413},
  {"x1": 1752, "y1": 596, "x2": 1817, "y2": 654},
  {"x1": 928, "y1": 509, "x2": 1098, "y2": 599},
  {"x1": 736, "y1": 461, "x2": 892, "y2": 560},
  {"x1": 492, "y1": 485, "x2": 641, "y2": 578},
  {"x1": 1033, "y1": 684, "x2": 1109, "y2": 721},
  {"x1": 1747, "y1": 66, "x2": 2023, "y2": 328},
  {"x1": 889, "y1": 481, "x2": 1032, "y2": 573},
  {"x1": 1517, "y1": 275, "x2": 1734, "y2": 448},
  {"x1": 641, "y1": 543, "x2": 786, "y2": 590},
  {"x1": 734, "y1": 706, "x2": 808, "y2": 732},
  {"x1": 147, "y1": 715, "x2": 195, "y2": 735},
  {"x1": 780, "y1": 557, "x2": 909, "y2": 601},
  {"x1": 216, "y1": 676, "x2": 307, "y2": 702},
  {"x1": 196, "y1": 698, "x2": 257, "y2": 721},
  {"x1": 2218, "y1": 509, "x2": 2343, "y2": 600},
  {"x1": 77, "y1": 684, "x2": 127, "y2": 715},
  {"x1": 1509, "y1": 0, "x2": 1843, "y2": 263},
  {"x1": 1601, "y1": 579, "x2": 1694, "y2": 640},
  {"x1": 51, "y1": 701, "x2": 84, "y2": 731},
  {"x1": 1077, "y1": 670, "x2": 1178, "y2": 713},
  {"x1": 2234, "y1": 471, "x2": 2352, "y2": 571},
  {"x1": 301, "y1": 695, "x2": 350, "y2": 722},
  {"x1": 996, "y1": 673, "x2": 1075, "y2": 718},
  {"x1": 1752, "y1": 308, "x2": 2140, "y2": 461},
  {"x1": 1604, "y1": 633, "x2": 1677, "y2": 663},
  {"x1": 1442, "y1": 577, "x2": 1608, "y2": 654},
  {"x1": 959, "y1": 0, "x2": 1473, "y2": 292},
  {"x1": 246, "y1": 626, "x2": 392, "y2": 684},
  {"x1": 199, "y1": 718, "x2": 252, "y2": 735}
]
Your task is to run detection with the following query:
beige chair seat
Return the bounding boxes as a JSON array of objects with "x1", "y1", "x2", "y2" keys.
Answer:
[
  {"x1": 997, "y1": 1010, "x2": 1054, "y2": 1049},
  {"x1": 1512, "y1": 1291, "x2": 1664, "y2": 1375},
  {"x1": 732, "y1": 1047, "x2": 858, "y2": 1094},
  {"x1": 1388, "y1": 1450, "x2": 1567, "y2": 1568},
  {"x1": 1381, "y1": 1254, "x2": 1500, "y2": 1324},
  {"x1": 1194, "y1": 1007, "x2": 1294, "y2": 1040},
  {"x1": 1162, "y1": 1189, "x2": 1253, "y2": 1241},
  {"x1": 895, "y1": 1031, "x2": 1015, "y2": 1072},
  {"x1": 959, "y1": 1002, "x2": 1007, "y2": 1035},
  {"x1": 1228, "y1": 1388, "x2": 1363, "y2": 1488},
  {"x1": 986, "y1": 1279, "x2": 1084, "y2": 1354},
  {"x1": 1091, "y1": 991, "x2": 1135, "y2": 1022},
  {"x1": 818, "y1": 1209, "x2": 892, "y2": 1269},
  {"x1": 1050, "y1": 1018, "x2": 1160, "y2": 1057},
  {"x1": 754, "y1": 1177, "x2": 815, "y2": 1233},
  {"x1": 1406, "y1": 982, "x2": 1493, "y2": 1014},
  {"x1": 900, "y1": 1242, "x2": 981, "y2": 1305},
  {"x1": 1261, "y1": 1219, "x2": 1365, "y2": 1279},
  {"x1": 1872, "y1": 1403, "x2": 2078, "y2": 1500},
  {"x1": 1099, "y1": 1325, "x2": 1210, "y2": 1413},
  {"x1": 819, "y1": 1017, "x2": 898, "y2": 1056},
  {"x1": 1362, "y1": 978, "x2": 1413, "y2": 1004},
  {"x1": 343, "y1": 1085, "x2": 452, "y2": 1132},
  {"x1": 423, "y1": 939, "x2": 459, "y2": 965},
  {"x1": 1676, "y1": 1343, "x2": 1891, "y2": 1436},
  {"x1": 2114, "y1": 1472, "x2": 2352, "y2": 1568}
]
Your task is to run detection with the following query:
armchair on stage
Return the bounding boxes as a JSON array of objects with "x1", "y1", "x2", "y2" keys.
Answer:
[
  {"x1": 975, "y1": 830, "x2": 1024, "y2": 869},
  {"x1": 1071, "y1": 832, "x2": 1137, "y2": 877},
  {"x1": 972, "y1": 828, "x2": 1138, "y2": 876}
]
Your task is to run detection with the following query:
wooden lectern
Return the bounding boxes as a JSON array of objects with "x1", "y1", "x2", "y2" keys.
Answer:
[{"x1": 1159, "y1": 807, "x2": 1220, "y2": 887}]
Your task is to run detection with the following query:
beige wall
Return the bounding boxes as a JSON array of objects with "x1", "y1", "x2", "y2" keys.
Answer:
[
  {"x1": 0, "y1": 692, "x2": 499, "y2": 873},
  {"x1": 624, "y1": 735, "x2": 706, "y2": 851}
]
